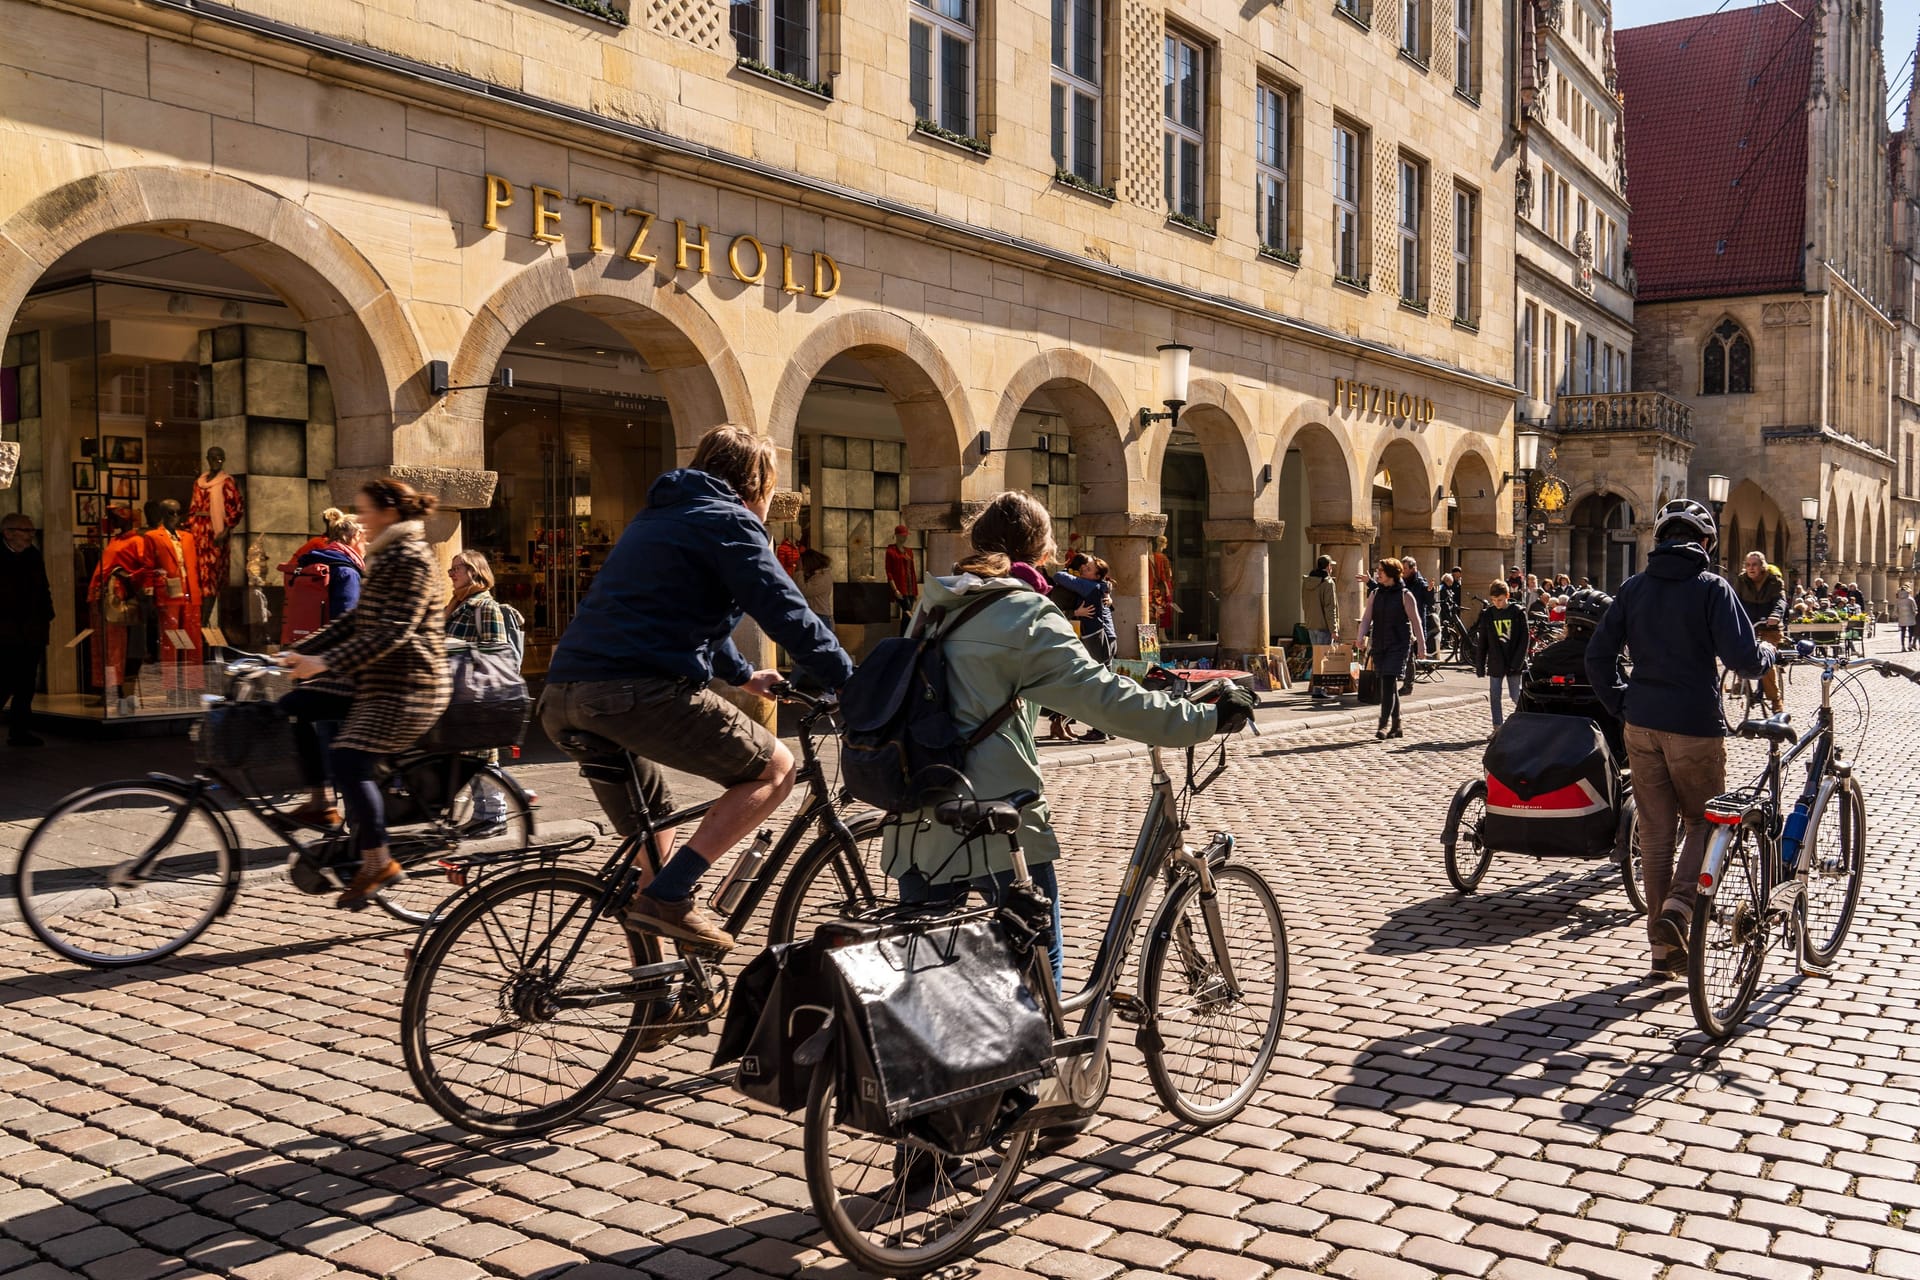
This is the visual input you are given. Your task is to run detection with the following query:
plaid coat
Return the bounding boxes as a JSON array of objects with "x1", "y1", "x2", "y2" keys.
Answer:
[{"x1": 291, "y1": 520, "x2": 451, "y2": 754}]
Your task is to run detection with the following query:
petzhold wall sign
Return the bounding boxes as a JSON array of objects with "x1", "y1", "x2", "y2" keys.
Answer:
[
  {"x1": 481, "y1": 174, "x2": 840, "y2": 297},
  {"x1": 1330, "y1": 377, "x2": 1435, "y2": 424}
]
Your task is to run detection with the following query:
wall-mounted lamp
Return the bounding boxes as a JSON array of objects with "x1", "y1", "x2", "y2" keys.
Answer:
[
  {"x1": 1136, "y1": 343, "x2": 1192, "y2": 430},
  {"x1": 1259, "y1": 463, "x2": 1273, "y2": 486},
  {"x1": 975, "y1": 431, "x2": 1050, "y2": 457},
  {"x1": 428, "y1": 360, "x2": 514, "y2": 398}
]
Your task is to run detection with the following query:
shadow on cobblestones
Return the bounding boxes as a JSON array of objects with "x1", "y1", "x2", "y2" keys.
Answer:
[
  {"x1": 1367, "y1": 862, "x2": 1636, "y2": 954},
  {"x1": 0, "y1": 925, "x2": 415, "y2": 1006}
]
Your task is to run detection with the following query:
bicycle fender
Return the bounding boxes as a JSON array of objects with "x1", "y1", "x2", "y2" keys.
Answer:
[{"x1": 1696, "y1": 825, "x2": 1741, "y2": 894}]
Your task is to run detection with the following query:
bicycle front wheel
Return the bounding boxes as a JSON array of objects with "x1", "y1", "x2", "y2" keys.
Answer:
[
  {"x1": 1141, "y1": 863, "x2": 1289, "y2": 1126},
  {"x1": 767, "y1": 810, "x2": 892, "y2": 946},
  {"x1": 1688, "y1": 826, "x2": 1767, "y2": 1039},
  {"x1": 1800, "y1": 777, "x2": 1866, "y2": 968},
  {"x1": 804, "y1": 1063, "x2": 1032, "y2": 1278},
  {"x1": 15, "y1": 783, "x2": 235, "y2": 967},
  {"x1": 402, "y1": 866, "x2": 660, "y2": 1135}
]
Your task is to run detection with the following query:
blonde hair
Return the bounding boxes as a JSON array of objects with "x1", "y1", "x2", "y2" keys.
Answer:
[
  {"x1": 322, "y1": 507, "x2": 362, "y2": 545},
  {"x1": 447, "y1": 549, "x2": 496, "y2": 614}
]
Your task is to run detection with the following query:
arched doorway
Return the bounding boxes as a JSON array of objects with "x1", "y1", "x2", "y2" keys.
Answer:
[
  {"x1": 1273, "y1": 422, "x2": 1357, "y2": 635},
  {"x1": 1719, "y1": 480, "x2": 1787, "y2": 578},
  {"x1": 2, "y1": 228, "x2": 374, "y2": 720},
  {"x1": 1152, "y1": 383, "x2": 1258, "y2": 650},
  {"x1": 1371, "y1": 437, "x2": 1436, "y2": 568},
  {"x1": 1568, "y1": 493, "x2": 1637, "y2": 589}
]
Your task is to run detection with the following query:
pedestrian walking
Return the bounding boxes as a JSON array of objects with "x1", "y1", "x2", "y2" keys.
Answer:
[
  {"x1": 0, "y1": 513, "x2": 53, "y2": 746},
  {"x1": 1358, "y1": 558, "x2": 1425, "y2": 741},
  {"x1": 1398, "y1": 556, "x2": 1435, "y2": 697},
  {"x1": 1303, "y1": 554, "x2": 1339, "y2": 699},
  {"x1": 798, "y1": 548, "x2": 834, "y2": 627},
  {"x1": 1896, "y1": 585, "x2": 1917, "y2": 651},
  {"x1": 1471, "y1": 581, "x2": 1528, "y2": 732},
  {"x1": 1586, "y1": 499, "x2": 1775, "y2": 982}
]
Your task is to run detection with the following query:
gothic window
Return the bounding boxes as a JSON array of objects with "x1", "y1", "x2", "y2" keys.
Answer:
[{"x1": 1702, "y1": 319, "x2": 1753, "y2": 395}]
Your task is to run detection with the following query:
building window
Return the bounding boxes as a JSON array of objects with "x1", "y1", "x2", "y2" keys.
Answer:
[
  {"x1": 1163, "y1": 32, "x2": 1207, "y2": 222},
  {"x1": 1601, "y1": 342, "x2": 1615, "y2": 392},
  {"x1": 1335, "y1": 0, "x2": 1367, "y2": 23},
  {"x1": 1255, "y1": 83, "x2": 1293, "y2": 255},
  {"x1": 732, "y1": 0, "x2": 816, "y2": 79},
  {"x1": 1401, "y1": 0, "x2": 1426, "y2": 59},
  {"x1": 1452, "y1": 184, "x2": 1477, "y2": 321},
  {"x1": 1520, "y1": 302, "x2": 1537, "y2": 395},
  {"x1": 1051, "y1": 0, "x2": 1102, "y2": 183},
  {"x1": 1555, "y1": 176, "x2": 1570, "y2": 243},
  {"x1": 1454, "y1": 0, "x2": 1475, "y2": 94},
  {"x1": 1540, "y1": 165, "x2": 1555, "y2": 233},
  {"x1": 1613, "y1": 348, "x2": 1627, "y2": 392},
  {"x1": 1576, "y1": 195, "x2": 1588, "y2": 248},
  {"x1": 1702, "y1": 319, "x2": 1753, "y2": 394},
  {"x1": 1583, "y1": 335, "x2": 1597, "y2": 393},
  {"x1": 911, "y1": 0, "x2": 975, "y2": 137},
  {"x1": 1562, "y1": 320, "x2": 1576, "y2": 394},
  {"x1": 1397, "y1": 156, "x2": 1425, "y2": 303},
  {"x1": 1332, "y1": 121, "x2": 1364, "y2": 281},
  {"x1": 1543, "y1": 311, "x2": 1557, "y2": 401}
]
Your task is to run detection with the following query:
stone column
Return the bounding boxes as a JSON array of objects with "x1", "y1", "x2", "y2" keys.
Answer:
[
  {"x1": 1204, "y1": 518, "x2": 1285, "y2": 661},
  {"x1": 1396, "y1": 533, "x2": 1453, "y2": 583},
  {"x1": 1081, "y1": 511, "x2": 1168, "y2": 657},
  {"x1": 1306, "y1": 523, "x2": 1375, "y2": 644},
  {"x1": 330, "y1": 464, "x2": 499, "y2": 568},
  {"x1": 905, "y1": 499, "x2": 985, "y2": 589},
  {"x1": 1452, "y1": 533, "x2": 1509, "y2": 627}
]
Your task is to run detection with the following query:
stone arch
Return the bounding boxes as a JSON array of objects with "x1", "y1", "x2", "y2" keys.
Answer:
[
  {"x1": 1841, "y1": 492, "x2": 1859, "y2": 571},
  {"x1": 1365, "y1": 433, "x2": 1440, "y2": 524},
  {"x1": 1271, "y1": 419, "x2": 1359, "y2": 528},
  {"x1": 989, "y1": 349, "x2": 1136, "y2": 516},
  {"x1": 0, "y1": 166, "x2": 428, "y2": 464},
  {"x1": 1162, "y1": 377, "x2": 1262, "y2": 521},
  {"x1": 1440, "y1": 435, "x2": 1504, "y2": 538},
  {"x1": 451, "y1": 254, "x2": 754, "y2": 459},
  {"x1": 767, "y1": 309, "x2": 973, "y2": 509}
]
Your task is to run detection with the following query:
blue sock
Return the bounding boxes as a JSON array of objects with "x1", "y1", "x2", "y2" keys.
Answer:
[{"x1": 645, "y1": 845, "x2": 710, "y2": 903}]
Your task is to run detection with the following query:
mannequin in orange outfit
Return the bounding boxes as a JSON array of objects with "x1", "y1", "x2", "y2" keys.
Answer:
[
  {"x1": 90, "y1": 508, "x2": 158, "y2": 704},
  {"x1": 143, "y1": 499, "x2": 204, "y2": 692}
]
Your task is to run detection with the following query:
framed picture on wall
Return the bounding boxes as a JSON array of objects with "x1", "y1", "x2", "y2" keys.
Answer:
[
  {"x1": 72, "y1": 461, "x2": 96, "y2": 491},
  {"x1": 79, "y1": 437, "x2": 98, "y2": 458},
  {"x1": 107, "y1": 470, "x2": 141, "y2": 500},
  {"x1": 103, "y1": 436, "x2": 144, "y2": 465},
  {"x1": 75, "y1": 493, "x2": 102, "y2": 528}
]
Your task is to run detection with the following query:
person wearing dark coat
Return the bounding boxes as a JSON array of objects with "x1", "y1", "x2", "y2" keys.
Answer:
[
  {"x1": 1471, "y1": 581, "x2": 1529, "y2": 731},
  {"x1": 1586, "y1": 500, "x2": 1775, "y2": 982},
  {"x1": 1358, "y1": 558, "x2": 1427, "y2": 740},
  {"x1": 0, "y1": 514, "x2": 53, "y2": 746},
  {"x1": 1398, "y1": 556, "x2": 1436, "y2": 696}
]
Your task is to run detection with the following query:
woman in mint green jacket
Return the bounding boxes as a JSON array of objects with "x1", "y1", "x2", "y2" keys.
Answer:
[{"x1": 885, "y1": 491, "x2": 1254, "y2": 987}]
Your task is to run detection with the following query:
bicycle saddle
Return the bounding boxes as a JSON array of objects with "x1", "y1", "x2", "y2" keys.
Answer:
[
  {"x1": 933, "y1": 790, "x2": 1039, "y2": 835},
  {"x1": 1735, "y1": 713, "x2": 1796, "y2": 745},
  {"x1": 553, "y1": 729, "x2": 624, "y2": 759}
]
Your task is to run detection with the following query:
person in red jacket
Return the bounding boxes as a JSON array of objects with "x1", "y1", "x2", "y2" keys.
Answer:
[
  {"x1": 90, "y1": 507, "x2": 159, "y2": 708},
  {"x1": 884, "y1": 525, "x2": 918, "y2": 634}
]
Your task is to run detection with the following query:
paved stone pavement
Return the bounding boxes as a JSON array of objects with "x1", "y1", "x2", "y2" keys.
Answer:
[{"x1": 1, "y1": 645, "x2": 1918, "y2": 1280}]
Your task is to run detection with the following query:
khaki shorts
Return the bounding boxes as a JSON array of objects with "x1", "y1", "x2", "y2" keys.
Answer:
[{"x1": 539, "y1": 676, "x2": 776, "y2": 835}]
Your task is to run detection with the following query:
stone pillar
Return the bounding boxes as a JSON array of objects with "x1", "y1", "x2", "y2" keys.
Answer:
[
  {"x1": 1081, "y1": 512, "x2": 1168, "y2": 658},
  {"x1": 1452, "y1": 533, "x2": 1509, "y2": 627},
  {"x1": 1204, "y1": 518, "x2": 1285, "y2": 660},
  {"x1": 330, "y1": 463, "x2": 500, "y2": 565},
  {"x1": 1396, "y1": 533, "x2": 1453, "y2": 584},
  {"x1": 905, "y1": 499, "x2": 984, "y2": 588},
  {"x1": 1634, "y1": 523, "x2": 1657, "y2": 570},
  {"x1": 1306, "y1": 523, "x2": 1374, "y2": 644},
  {"x1": 717, "y1": 618, "x2": 779, "y2": 733}
]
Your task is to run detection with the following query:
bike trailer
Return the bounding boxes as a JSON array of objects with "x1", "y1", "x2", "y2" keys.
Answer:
[{"x1": 1480, "y1": 711, "x2": 1620, "y2": 858}]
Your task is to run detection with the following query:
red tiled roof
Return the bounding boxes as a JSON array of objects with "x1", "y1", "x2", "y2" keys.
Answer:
[{"x1": 1617, "y1": 5, "x2": 1814, "y2": 302}]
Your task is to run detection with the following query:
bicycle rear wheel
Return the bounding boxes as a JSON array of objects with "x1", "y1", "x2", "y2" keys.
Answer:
[
  {"x1": 1687, "y1": 827, "x2": 1768, "y2": 1039},
  {"x1": 402, "y1": 866, "x2": 661, "y2": 1135},
  {"x1": 1800, "y1": 777, "x2": 1865, "y2": 968},
  {"x1": 1141, "y1": 863, "x2": 1288, "y2": 1126},
  {"x1": 804, "y1": 1063, "x2": 1031, "y2": 1277},
  {"x1": 15, "y1": 783, "x2": 234, "y2": 967},
  {"x1": 1443, "y1": 780, "x2": 1492, "y2": 893},
  {"x1": 377, "y1": 763, "x2": 534, "y2": 926},
  {"x1": 767, "y1": 811, "x2": 892, "y2": 946}
]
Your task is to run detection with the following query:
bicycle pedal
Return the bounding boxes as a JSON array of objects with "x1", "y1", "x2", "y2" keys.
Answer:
[
  {"x1": 1111, "y1": 992, "x2": 1147, "y2": 1024},
  {"x1": 1797, "y1": 958, "x2": 1836, "y2": 979}
]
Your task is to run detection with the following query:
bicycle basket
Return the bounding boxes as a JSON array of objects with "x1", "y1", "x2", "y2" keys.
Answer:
[
  {"x1": 194, "y1": 698, "x2": 306, "y2": 795},
  {"x1": 817, "y1": 907, "x2": 1055, "y2": 1156}
]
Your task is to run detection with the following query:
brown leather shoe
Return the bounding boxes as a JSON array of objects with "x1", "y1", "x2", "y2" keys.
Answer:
[
  {"x1": 622, "y1": 894, "x2": 736, "y2": 952},
  {"x1": 336, "y1": 859, "x2": 404, "y2": 910},
  {"x1": 290, "y1": 799, "x2": 342, "y2": 829}
]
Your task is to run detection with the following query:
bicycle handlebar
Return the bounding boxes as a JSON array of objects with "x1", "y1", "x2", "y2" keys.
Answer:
[{"x1": 768, "y1": 680, "x2": 840, "y2": 713}]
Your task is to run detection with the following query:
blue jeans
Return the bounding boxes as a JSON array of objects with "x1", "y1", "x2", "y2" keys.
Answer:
[
  {"x1": 896, "y1": 861, "x2": 1065, "y2": 992},
  {"x1": 1488, "y1": 673, "x2": 1523, "y2": 728}
]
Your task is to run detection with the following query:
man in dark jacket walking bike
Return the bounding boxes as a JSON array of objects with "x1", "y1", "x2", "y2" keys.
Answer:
[{"x1": 1586, "y1": 500, "x2": 1775, "y2": 980}]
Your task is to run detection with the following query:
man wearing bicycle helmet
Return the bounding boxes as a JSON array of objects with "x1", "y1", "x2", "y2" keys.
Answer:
[{"x1": 1586, "y1": 498, "x2": 1775, "y2": 981}]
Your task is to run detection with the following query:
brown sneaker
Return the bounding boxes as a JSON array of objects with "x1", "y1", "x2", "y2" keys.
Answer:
[{"x1": 622, "y1": 894, "x2": 736, "y2": 953}]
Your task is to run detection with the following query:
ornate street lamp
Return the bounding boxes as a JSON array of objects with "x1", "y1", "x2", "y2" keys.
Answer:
[
  {"x1": 1905, "y1": 526, "x2": 1916, "y2": 573},
  {"x1": 1706, "y1": 474, "x2": 1730, "y2": 570},
  {"x1": 1505, "y1": 429, "x2": 1544, "y2": 576},
  {"x1": 1137, "y1": 343, "x2": 1193, "y2": 430},
  {"x1": 1801, "y1": 496, "x2": 1820, "y2": 594}
]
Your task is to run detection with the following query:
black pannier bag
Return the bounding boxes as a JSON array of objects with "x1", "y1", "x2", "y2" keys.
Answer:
[
  {"x1": 1480, "y1": 711, "x2": 1620, "y2": 858},
  {"x1": 713, "y1": 940, "x2": 834, "y2": 1113}
]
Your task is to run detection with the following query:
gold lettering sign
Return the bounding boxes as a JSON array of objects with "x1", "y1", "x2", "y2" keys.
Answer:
[
  {"x1": 481, "y1": 174, "x2": 838, "y2": 297},
  {"x1": 1331, "y1": 377, "x2": 1435, "y2": 425}
]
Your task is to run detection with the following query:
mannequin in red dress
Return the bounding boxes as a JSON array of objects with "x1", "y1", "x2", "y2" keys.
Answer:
[
  {"x1": 90, "y1": 508, "x2": 158, "y2": 704},
  {"x1": 187, "y1": 446, "x2": 243, "y2": 626}
]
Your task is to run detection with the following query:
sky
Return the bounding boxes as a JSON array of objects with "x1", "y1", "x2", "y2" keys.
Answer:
[{"x1": 1611, "y1": 0, "x2": 1920, "y2": 125}]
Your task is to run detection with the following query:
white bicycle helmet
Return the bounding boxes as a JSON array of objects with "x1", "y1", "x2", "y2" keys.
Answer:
[{"x1": 1654, "y1": 497, "x2": 1717, "y2": 547}]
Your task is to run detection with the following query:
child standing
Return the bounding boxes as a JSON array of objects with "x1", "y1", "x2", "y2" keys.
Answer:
[{"x1": 1472, "y1": 581, "x2": 1530, "y2": 731}]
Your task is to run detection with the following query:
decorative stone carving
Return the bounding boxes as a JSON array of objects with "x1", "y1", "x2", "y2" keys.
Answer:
[
  {"x1": 1762, "y1": 300, "x2": 1814, "y2": 326},
  {"x1": 0, "y1": 440, "x2": 17, "y2": 489},
  {"x1": 1575, "y1": 230, "x2": 1595, "y2": 295},
  {"x1": 1515, "y1": 166, "x2": 1534, "y2": 217},
  {"x1": 329, "y1": 466, "x2": 499, "y2": 510}
]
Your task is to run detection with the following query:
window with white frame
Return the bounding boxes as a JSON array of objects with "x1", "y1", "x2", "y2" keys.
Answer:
[
  {"x1": 1562, "y1": 320, "x2": 1576, "y2": 394},
  {"x1": 1335, "y1": 0, "x2": 1366, "y2": 22},
  {"x1": 910, "y1": 0, "x2": 975, "y2": 137},
  {"x1": 1397, "y1": 155, "x2": 1425, "y2": 303},
  {"x1": 1333, "y1": 121, "x2": 1364, "y2": 280},
  {"x1": 1543, "y1": 312, "x2": 1557, "y2": 400},
  {"x1": 1520, "y1": 302, "x2": 1538, "y2": 395},
  {"x1": 1583, "y1": 334, "x2": 1597, "y2": 392},
  {"x1": 1613, "y1": 348, "x2": 1626, "y2": 392},
  {"x1": 1255, "y1": 83, "x2": 1293, "y2": 254},
  {"x1": 1454, "y1": 0, "x2": 1475, "y2": 94},
  {"x1": 1401, "y1": 0, "x2": 1425, "y2": 59},
  {"x1": 1452, "y1": 184, "x2": 1477, "y2": 321},
  {"x1": 732, "y1": 0, "x2": 817, "y2": 80},
  {"x1": 1163, "y1": 31, "x2": 1207, "y2": 221},
  {"x1": 1051, "y1": 0, "x2": 1102, "y2": 182},
  {"x1": 1555, "y1": 176, "x2": 1570, "y2": 243}
]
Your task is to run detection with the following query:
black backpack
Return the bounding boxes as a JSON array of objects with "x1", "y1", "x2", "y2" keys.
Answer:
[{"x1": 839, "y1": 590, "x2": 1021, "y2": 812}]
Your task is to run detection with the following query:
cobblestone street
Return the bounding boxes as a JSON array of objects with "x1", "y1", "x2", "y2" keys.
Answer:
[{"x1": 1, "y1": 649, "x2": 1918, "y2": 1280}]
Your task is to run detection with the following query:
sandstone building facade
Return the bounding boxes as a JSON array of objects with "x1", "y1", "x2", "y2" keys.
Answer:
[
  {"x1": 0, "y1": 0, "x2": 1519, "y2": 718},
  {"x1": 1619, "y1": 2, "x2": 1898, "y2": 601}
]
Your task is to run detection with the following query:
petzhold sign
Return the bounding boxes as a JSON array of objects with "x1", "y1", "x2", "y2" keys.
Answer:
[
  {"x1": 1331, "y1": 377, "x2": 1436, "y2": 424},
  {"x1": 482, "y1": 174, "x2": 840, "y2": 297}
]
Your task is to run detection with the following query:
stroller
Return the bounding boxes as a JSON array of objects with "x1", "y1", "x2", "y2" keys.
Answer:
[{"x1": 1439, "y1": 590, "x2": 1648, "y2": 913}]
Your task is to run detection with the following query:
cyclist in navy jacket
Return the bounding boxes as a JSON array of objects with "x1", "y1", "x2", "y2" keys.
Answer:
[{"x1": 1585, "y1": 499, "x2": 1775, "y2": 981}]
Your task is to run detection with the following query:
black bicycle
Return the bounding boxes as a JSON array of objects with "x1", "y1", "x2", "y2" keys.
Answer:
[
  {"x1": 401, "y1": 685, "x2": 887, "y2": 1135},
  {"x1": 804, "y1": 680, "x2": 1287, "y2": 1276},
  {"x1": 11, "y1": 656, "x2": 534, "y2": 968},
  {"x1": 1688, "y1": 653, "x2": 1917, "y2": 1038}
]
